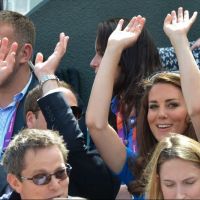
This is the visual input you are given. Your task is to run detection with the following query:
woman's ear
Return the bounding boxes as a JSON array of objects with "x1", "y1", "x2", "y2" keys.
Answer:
[{"x1": 7, "y1": 173, "x2": 22, "y2": 194}]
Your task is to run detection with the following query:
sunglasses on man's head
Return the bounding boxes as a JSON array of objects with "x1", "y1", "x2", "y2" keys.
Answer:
[
  {"x1": 21, "y1": 164, "x2": 72, "y2": 186},
  {"x1": 71, "y1": 106, "x2": 83, "y2": 120}
]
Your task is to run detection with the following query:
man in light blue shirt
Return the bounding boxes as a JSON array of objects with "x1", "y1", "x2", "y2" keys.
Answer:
[
  {"x1": 0, "y1": 11, "x2": 38, "y2": 195},
  {"x1": 0, "y1": 74, "x2": 33, "y2": 158}
]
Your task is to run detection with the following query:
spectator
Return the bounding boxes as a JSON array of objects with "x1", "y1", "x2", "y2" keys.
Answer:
[
  {"x1": 1, "y1": 128, "x2": 71, "y2": 200},
  {"x1": 127, "y1": 71, "x2": 197, "y2": 196},
  {"x1": 24, "y1": 82, "x2": 81, "y2": 130},
  {"x1": 33, "y1": 33, "x2": 120, "y2": 199},
  {"x1": 0, "y1": 10, "x2": 38, "y2": 194},
  {"x1": 86, "y1": 15, "x2": 198, "y2": 199},
  {"x1": 144, "y1": 134, "x2": 200, "y2": 199},
  {"x1": 90, "y1": 17, "x2": 161, "y2": 153},
  {"x1": 0, "y1": 32, "x2": 120, "y2": 199},
  {"x1": 89, "y1": 16, "x2": 200, "y2": 154}
]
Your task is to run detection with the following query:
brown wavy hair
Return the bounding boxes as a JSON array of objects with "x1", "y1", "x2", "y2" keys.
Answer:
[{"x1": 128, "y1": 72, "x2": 197, "y2": 196}]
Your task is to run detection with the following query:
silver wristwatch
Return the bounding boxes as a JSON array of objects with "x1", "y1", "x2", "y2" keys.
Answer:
[{"x1": 39, "y1": 74, "x2": 59, "y2": 86}]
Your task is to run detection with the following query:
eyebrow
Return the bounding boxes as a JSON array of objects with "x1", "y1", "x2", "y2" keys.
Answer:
[
  {"x1": 162, "y1": 177, "x2": 197, "y2": 182},
  {"x1": 162, "y1": 179, "x2": 174, "y2": 182},
  {"x1": 183, "y1": 177, "x2": 197, "y2": 182},
  {"x1": 31, "y1": 166, "x2": 65, "y2": 175},
  {"x1": 148, "y1": 98, "x2": 179, "y2": 103},
  {"x1": 30, "y1": 169, "x2": 50, "y2": 175}
]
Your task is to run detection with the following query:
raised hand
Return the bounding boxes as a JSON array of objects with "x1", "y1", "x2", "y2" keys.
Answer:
[
  {"x1": 33, "y1": 32, "x2": 69, "y2": 80},
  {"x1": 163, "y1": 7, "x2": 198, "y2": 42},
  {"x1": 163, "y1": 8, "x2": 200, "y2": 142},
  {"x1": 0, "y1": 37, "x2": 18, "y2": 85},
  {"x1": 107, "y1": 15, "x2": 145, "y2": 50}
]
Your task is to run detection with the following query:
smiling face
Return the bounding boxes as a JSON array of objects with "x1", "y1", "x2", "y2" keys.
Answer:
[
  {"x1": 147, "y1": 83, "x2": 189, "y2": 141},
  {"x1": 14, "y1": 145, "x2": 68, "y2": 199},
  {"x1": 159, "y1": 158, "x2": 200, "y2": 199}
]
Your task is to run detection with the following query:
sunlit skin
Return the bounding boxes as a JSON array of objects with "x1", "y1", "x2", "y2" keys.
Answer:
[
  {"x1": 147, "y1": 83, "x2": 189, "y2": 141},
  {"x1": 159, "y1": 158, "x2": 200, "y2": 199},
  {"x1": 90, "y1": 42, "x2": 103, "y2": 73},
  {"x1": 90, "y1": 42, "x2": 121, "y2": 80},
  {"x1": 0, "y1": 24, "x2": 20, "y2": 88},
  {"x1": 31, "y1": 110, "x2": 47, "y2": 129},
  {"x1": 0, "y1": 23, "x2": 32, "y2": 109},
  {"x1": 12, "y1": 145, "x2": 69, "y2": 199}
]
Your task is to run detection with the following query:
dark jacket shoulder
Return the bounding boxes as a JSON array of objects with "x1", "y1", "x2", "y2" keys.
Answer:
[
  {"x1": 0, "y1": 191, "x2": 21, "y2": 200},
  {"x1": 38, "y1": 92, "x2": 120, "y2": 199}
]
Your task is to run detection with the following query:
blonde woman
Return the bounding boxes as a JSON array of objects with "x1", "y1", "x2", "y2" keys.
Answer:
[{"x1": 145, "y1": 134, "x2": 200, "y2": 199}]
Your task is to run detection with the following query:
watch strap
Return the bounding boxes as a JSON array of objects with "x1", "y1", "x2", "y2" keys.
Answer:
[{"x1": 39, "y1": 74, "x2": 59, "y2": 86}]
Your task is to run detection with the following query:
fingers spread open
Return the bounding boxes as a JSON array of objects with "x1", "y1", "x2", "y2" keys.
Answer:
[
  {"x1": 0, "y1": 37, "x2": 9, "y2": 61},
  {"x1": 5, "y1": 42, "x2": 18, "y2": 64},
  {"x1": 124, "y1": 16, "x2": 136, "y2": 32},
  {"x1": 171, "y1": 10, "x2": 177, "y2": 24},
  {"x1": 9, "y1": 42, "x2": 18, "y2": 55},
  {"x1": 115, "y1": 19, "x2": 124, "y2": 31},
  {"x1": 164, "y1": 13, "x2": 172, "y2": 26},
  {"x1": 190, "y1": 11, "x2": 198, "y2": 24},
  {"x1": 35, "y1": 52, "x2": 44, "y2": 64},
  {"x1": 54, "y1": 32, "x2": 69, "y2": 57},
  {"x1": 126, "y1": 15, "x2": 145, "y2": 33},
  {"x1": 183, "y1": 10, "x2": 189, "y2": 21},
  {"x1": 177, "y1": 7, "x2": 183, "y2": 22},
  {"x1": 134, "y1": 16, "x2": 145, "y2": 32}
]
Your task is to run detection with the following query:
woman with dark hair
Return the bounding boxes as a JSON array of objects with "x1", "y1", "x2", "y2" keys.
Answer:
[
  {"x1": 90, "y1": 17, "x2": 161, "y2": 153},
  {"x1": 136, "y1": 71, "x2": 197, "y2": 158},
  {"x1": 128, "y1": 71, "x2": 197, "y2": 196},
  {"x1": 86, "y1": 14, "x2": 199, "y2": 199}
]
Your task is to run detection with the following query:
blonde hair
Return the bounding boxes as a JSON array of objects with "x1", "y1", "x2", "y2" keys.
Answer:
[{"x1": 144, "y1": 133, "x2": 200, "y2": 199}]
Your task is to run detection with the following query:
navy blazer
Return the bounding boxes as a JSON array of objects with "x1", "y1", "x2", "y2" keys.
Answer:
[{"x1": 38, "y1": 92, "x2": 120, "y2": 199}]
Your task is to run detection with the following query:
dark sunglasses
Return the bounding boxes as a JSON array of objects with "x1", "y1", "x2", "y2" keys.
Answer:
[
  {"x1": 71, "y1": 106, "x2": 83, "y2": 120},
  {"x1": 21, "y1": 164, "x2": 72, "y2": 185}
]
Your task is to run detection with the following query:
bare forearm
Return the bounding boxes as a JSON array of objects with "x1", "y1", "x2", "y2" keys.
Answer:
[
  {"x1": 172, "y1": 36, "x2": 200, "y2": 113},
  {"x1": 171, "y1": 36, "x2": 200, "y2": 140},
  {"x1": 86, "y1": 46, "x2": 126, "y2": 173},
  {"x1": 87, "y1": 46, "x2": 122, "y2": 129}
]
